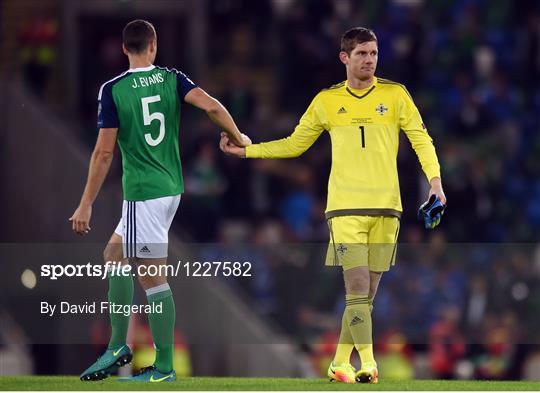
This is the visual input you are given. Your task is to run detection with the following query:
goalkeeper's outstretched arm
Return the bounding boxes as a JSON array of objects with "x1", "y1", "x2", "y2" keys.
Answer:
[
  {"x1": 220, "y1": 123, "x2": 323, "y2": 158},
  {"x1": 220, "y1": 94, "x2": 325, "y2": 158}
]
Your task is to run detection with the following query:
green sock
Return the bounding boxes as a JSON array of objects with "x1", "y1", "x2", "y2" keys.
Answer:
[
  {"x1": 146, "y1": 283, "x2": 175, "y2": 373},
  {"x1": 345, "y1": 295, "x2": 376, "y2": 366},
  {"x1": 369, "y1": 296, "x2": 374, "y2": 314},
  {"x1": 333, "y1": 308, "x2": 354, "y2": 365},
  {"x1": 107, "y1": 269, "x2": 134, "y2": 350}
]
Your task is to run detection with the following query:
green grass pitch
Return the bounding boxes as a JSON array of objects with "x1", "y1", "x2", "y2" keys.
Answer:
[{"x1": 0, "y1": 376, "x2": 538, "y2": 391}]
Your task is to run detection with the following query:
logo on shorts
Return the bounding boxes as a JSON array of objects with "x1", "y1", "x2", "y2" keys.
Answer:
[
  {"x1": 350, "y1": 316, "x2": 364, "y2": 326},
  {"x1": 337, "y1": 243, "x2": 348, "y2": 255},
  {"x1": 139, "y1": 246, "x2": 151, "y2": 253}
]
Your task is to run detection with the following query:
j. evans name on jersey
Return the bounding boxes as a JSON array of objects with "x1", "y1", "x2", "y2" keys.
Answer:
[{"x1": 131, "y1": 72, "x2": 164, "y2": 88}]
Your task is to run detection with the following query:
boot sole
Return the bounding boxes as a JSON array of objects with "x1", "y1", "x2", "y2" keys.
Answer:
[{"x1": 80, "y1": 353, "x2": 133, "y2": 381}]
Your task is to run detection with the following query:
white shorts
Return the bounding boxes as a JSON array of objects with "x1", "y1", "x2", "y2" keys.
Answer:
[{"x1": 114, "y1": 194, "x2": 181, "y2": 259}]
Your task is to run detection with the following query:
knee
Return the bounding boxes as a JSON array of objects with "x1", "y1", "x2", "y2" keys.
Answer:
[
  {"x1": 103, "y1": 247, "x2": 112, "y2": 263},
  {"x1": 368, "y1": 286, "x2": 376, "y2": 300},
  {"x1": 137, "y1": 273, "x2": 153, "y2": 290},
  {"x1": 137, "y1": 270, "x2": 166, "y2": 290},
  {"x1": 345, "y1": 277, "x2": 369, "y2": 296},
  {"x1": 344, "y1": 267, "x2": 370, "y2": 296},
  {"x1": 368, "y1": 272, "x2": 383, "y2": 299},
  {"x1": 347, "y1": 280, "x2": 369, "y2": 295},
  {"x1": 103, "y1": 243, "x2": 123, "y2": 264}
]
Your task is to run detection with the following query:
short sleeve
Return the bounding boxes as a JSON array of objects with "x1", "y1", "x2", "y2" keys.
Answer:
[
  {"x1": 175, "y1": 70, "x2": 197, "y2": 100},
  {"x1": 97, "y1": 82, "x2": 119, "y2": 129}
]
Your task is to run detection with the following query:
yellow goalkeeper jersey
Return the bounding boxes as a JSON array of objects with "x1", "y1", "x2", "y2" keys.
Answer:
[{"x1": 246, "y1": 77, "x2": 441, "y2": 219}]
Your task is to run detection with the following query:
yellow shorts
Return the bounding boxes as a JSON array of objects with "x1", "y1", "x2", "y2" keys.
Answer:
[{"x1": 325, "y1": 215, "x2": 400, "y2": 272}]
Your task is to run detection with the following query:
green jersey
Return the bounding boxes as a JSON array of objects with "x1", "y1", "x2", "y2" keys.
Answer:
[{"x1": 97, "y1": 65, "x2": 196, "y2": 201}]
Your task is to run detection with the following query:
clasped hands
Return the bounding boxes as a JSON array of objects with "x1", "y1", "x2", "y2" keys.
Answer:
[{"x1": 219, "y1": 132, "x2": 250, "y2": 158}]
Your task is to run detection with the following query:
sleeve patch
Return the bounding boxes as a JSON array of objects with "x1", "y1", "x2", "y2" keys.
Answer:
[
  {"x1": 97, "y1": 82, "x2": 119, "y2": 129},
  {"x1": 175, "y1": 69, "x2": 197, "y2": 99}
]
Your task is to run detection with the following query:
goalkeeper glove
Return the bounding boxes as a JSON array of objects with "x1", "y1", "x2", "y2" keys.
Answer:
[{"x1": 418, "y1": 194, "x2": 446, "y2": 229}]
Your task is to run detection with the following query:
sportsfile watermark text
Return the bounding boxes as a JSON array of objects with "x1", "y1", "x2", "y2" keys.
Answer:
[{"x1": 40, "y1": 261, "x2": 252, "y2": 280}]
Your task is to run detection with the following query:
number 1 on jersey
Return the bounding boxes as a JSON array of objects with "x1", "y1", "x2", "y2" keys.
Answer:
[
  {"x1": 141, "y1": 95, "x2": 165, "y2": 146},
  {"x1": 359, "y1": 125, "x2": 366, "y2": 148}
]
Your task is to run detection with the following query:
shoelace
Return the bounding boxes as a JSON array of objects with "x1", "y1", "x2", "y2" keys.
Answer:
[{"x1": 134, "y1": 365, "x2": 156, "y2": 376}]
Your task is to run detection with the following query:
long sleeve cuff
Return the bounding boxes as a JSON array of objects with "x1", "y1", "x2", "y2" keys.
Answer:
[
  {"x1": 424, "y1": 164, "x2": 441, "y2": 183},
  {"x1": 245, "y1": 144, "x2": 262, "y2": 158}
]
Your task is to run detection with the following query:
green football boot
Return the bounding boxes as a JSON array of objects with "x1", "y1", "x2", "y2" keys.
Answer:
[
  {"x1": 80, "y1": 345, "x2": 132, "y2": 381},
  {"x1": 119, "y1": 365, "x2": 177, "y2": 382}
]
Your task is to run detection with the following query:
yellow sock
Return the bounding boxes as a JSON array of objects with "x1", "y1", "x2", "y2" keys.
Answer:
[
  {"x1": 333, "y1": 310, "x2": 354, "y2": 364},
  {"x1": 345, "y1": 295, "x2": 376, "y2": 367}
]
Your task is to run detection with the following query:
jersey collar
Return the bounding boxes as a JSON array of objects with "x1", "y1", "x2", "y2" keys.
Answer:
[
  {"x1": 345, "y1": 77, "x2": 377, "y2": 99},
  {"x1": 128, "y1": 65, "x2": 156, "y2": 73}
]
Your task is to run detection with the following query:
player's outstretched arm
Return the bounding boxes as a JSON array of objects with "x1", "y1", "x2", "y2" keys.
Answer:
[
  {"x1": 224, "y1": 94, "x2": 325, "y2": 159},
  {"x1": 69, "y1": 128, "x2": 117, "y2": 235},
  {"x1": 184, "y1": 87, "x2": 250, "y2": 147}
]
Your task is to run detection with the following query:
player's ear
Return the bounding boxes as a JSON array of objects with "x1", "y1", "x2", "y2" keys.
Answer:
[
  {"x1": 339, "y1": 51, "x2": 349, "y2": 65},
  {"x1": 149, "y1": 39, "x2": 157, "y2": 54},
  {"x1": 122, "y1": 44, "x2": 129, "y2": 56}
]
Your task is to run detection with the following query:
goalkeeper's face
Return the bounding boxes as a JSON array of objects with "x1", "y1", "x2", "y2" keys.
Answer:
[{"x1": 341, "y1": 41, "x2": 378, "y2": 81}]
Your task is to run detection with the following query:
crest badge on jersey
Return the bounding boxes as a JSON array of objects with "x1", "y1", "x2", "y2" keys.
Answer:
[{"x1": 375, "y1": 103, "x2": 388, "y2": 116}]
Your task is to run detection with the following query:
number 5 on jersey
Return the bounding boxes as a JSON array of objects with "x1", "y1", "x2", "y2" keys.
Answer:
[{"x1": 141, "y1": 95, "x2": 165, "y2": 146}]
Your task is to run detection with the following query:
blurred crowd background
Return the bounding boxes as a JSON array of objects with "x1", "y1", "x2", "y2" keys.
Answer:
[{"x1": 2, "y1": 0, "x2": 539, "y2": 380}]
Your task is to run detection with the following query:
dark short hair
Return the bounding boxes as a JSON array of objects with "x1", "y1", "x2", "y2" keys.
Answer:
[
  {"x1": 122, "y1": 19, "x2": 156, "y2": 54},
  {"x1": 340, "y1": 27, "x2": 377, "y2": 54}
]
